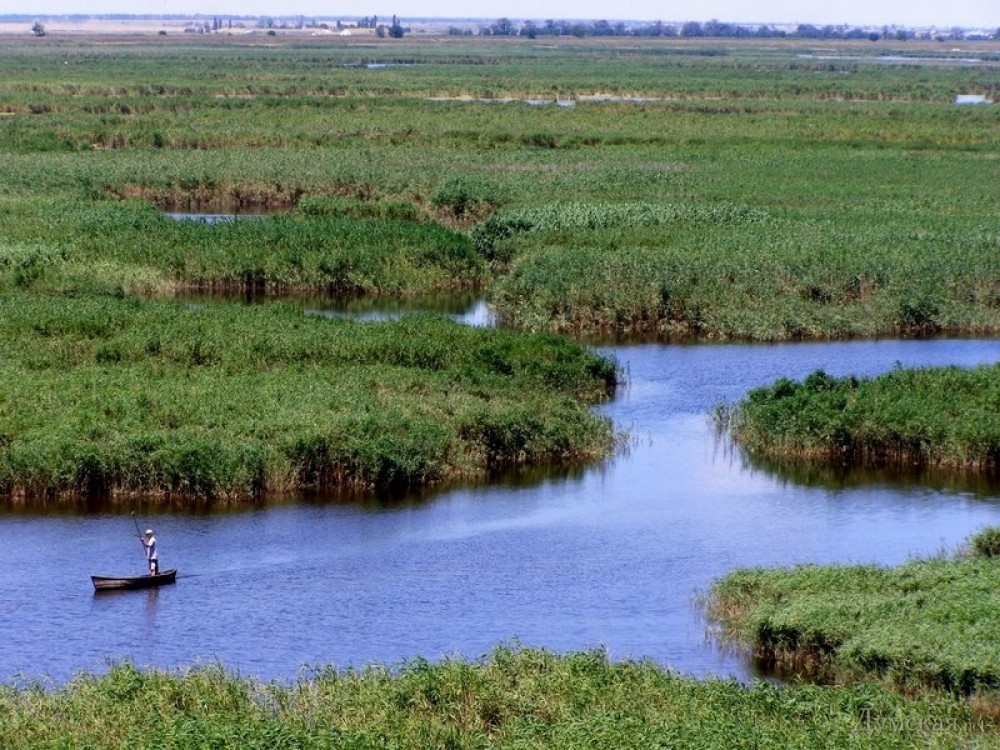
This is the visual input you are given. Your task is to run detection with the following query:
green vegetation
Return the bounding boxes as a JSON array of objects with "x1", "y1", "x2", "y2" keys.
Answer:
[
  {"x1": 490, "y1": 203, "x2": 1000, "y2": 339},
  {"x1": 0, "y1": 292, "x2": 615, "y2": 505},
  {"x1": 710, "y1": 528, "x2": 1000, "y2": 695},
  {"x1": 1, "y1": 33, "x2": 999, "y2": 735},
  {"x1": 971, "y1": 526, "x2": 1000, "y2": 558},
  {"x1": 2, "y1": 37, "x2": 997, "y2": 337},
  {"x1": 3, "y1": 645, "x2": 998, "y2": 749},
  {"x1": 0, "y1": 36, "x2": 997, "y2": 492},
  {"x1": 717, "y1": 366, "x2": 1000, "y2": 473},
  {"x1": 0, "y1": 200, "x2": 484, "y2": 296}
]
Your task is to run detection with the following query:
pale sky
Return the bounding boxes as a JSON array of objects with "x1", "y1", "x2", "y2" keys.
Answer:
[{"x1": 8, "y1": 0, "x2": 998, "y2": 29}]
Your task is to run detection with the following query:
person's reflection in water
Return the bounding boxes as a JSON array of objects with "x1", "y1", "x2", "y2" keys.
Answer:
[{"x1": 144, "y1": 586, "x2": 160, "y2": 635}]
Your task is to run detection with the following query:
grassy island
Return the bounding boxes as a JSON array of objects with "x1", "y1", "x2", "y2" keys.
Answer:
[
  {"x1": 710, "y1": 528, "x2": 1000, "y2": 697},
  {"x1": 3, "y1": 646, "x2": 999, "y2": 749},
  {"x1": 0, "y1": 292, "x2": 616, "y2": 506},
  {"x1": 0, "y1": 199, "x2": 486, "y2": 298},
  {"x1": 717, "y1": 366, "x2": 1000, "y2": 475}
]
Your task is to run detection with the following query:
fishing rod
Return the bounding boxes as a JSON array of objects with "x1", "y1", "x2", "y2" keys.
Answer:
[{"x1": 130, "y1": 511, "x2": 146, "y2": 559}]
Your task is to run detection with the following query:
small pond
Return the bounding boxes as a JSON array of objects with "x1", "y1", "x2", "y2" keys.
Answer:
[{"x1": 163, "y1": 209, "x2": 275, "y2": 223}]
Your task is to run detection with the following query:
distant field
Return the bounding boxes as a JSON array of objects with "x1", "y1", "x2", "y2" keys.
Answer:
[{"x1": 2, "y1": 36, "x2": 998, "y2": 341}]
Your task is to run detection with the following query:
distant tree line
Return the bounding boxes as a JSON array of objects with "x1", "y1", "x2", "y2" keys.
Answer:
[
  {"x1": 469, "y1": 18, "x2": 1000, "y2": 41},
  {"x1": 174, "y1": 13, "x2": 405, "y2": 34},
  {"x1": 359, "y1": 14, "x2": 406, "y2": 37},
  {"x1": 17, "y1": 13, "x2": 998, "y2": 42}
]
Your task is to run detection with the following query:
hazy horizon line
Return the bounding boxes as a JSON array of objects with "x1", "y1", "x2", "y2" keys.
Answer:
[{"x1": 8, "y1": 12, "x2": 998, "y2": 30}]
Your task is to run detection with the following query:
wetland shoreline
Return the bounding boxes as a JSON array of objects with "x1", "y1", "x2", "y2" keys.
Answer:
[
  {"x1": 2, "y1": 34, "x2": 1000, "y2": 741},
  {"x1": 709, "y1": 527, "x2": 1000, "y2": 697}
]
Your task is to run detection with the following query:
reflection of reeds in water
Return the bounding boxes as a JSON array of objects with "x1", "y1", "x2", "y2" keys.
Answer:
[
  {"x1": 175, "y1": 289, "x2": 487, "y2": 326},
  {"x1": 727, "y1": 446, "x2": 1000, "y2": 498}
]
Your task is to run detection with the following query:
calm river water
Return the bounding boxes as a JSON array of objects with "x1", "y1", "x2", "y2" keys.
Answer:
[{"x1": 1, "y1": 307, "x2": 998, "y2": 684}]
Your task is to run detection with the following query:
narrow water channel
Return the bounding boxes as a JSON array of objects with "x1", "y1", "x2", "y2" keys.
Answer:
[{"x1": 1, "y1": 302, "x2": 998, "y2": 684}]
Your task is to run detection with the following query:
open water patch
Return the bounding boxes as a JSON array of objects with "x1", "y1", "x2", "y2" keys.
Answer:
[
  {"x1": 798, "y1": 53, "x2": 986, "y2": 66},
  {"x1": 163, "y1": 211, "x2": 269, "y2": 224},
  {"x1": 162, "y1": 203, "x2": 289, "y2": 223},
  {"x1": 306, "y1": 296, "x2": 495, "y2": 327},
  {"x1": 428, "y1": 95, "x2": 667, "y2": 107},
  {"x1": 341, "y1": 62, "x2": 421, "y2": 69},
  {"x1": 955, "y1": 94, "x2": 993, "y2": 105},
  {"x1": 176, "y1": 290, "x2": 495, "y2": 327}
]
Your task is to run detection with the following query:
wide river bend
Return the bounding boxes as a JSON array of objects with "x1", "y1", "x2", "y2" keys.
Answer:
[{"x1": 1, "y1": 303, "x2": 998, "y2": 684}]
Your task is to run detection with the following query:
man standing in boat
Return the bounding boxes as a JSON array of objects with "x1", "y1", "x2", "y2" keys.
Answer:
[{"x1": 142, "y1": 529, "x2": 159, "y2": 576}]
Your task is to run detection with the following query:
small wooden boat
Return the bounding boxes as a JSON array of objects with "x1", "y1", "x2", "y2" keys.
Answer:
[{"x1": 91, "y1": 569, "x2": 177, "y2": 592}]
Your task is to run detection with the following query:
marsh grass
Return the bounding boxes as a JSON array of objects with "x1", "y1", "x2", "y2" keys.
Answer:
[
  {"x1": 970, "y1": 527, "x2": 1000, "y2": 559},
  {"x1": 0, "y1": 293, "x2": 616, "y2": 505},
  {"x1": 719, "y1": 366, "x2": 1000, "y2": 473},
  {"x1": 2, "y1": 36, "x2": 999, "y2": 499},
  {"x1": 486, "y1": 189, "x2": 1000, "y2": 339},
  {"x1": 2, "y1": 36, "x2": 999, "y2": 339},
  {"x1": 709, "y1": 530, "x2": 1000, "y2": 696},
  {"x1": 3, "y1": 645, "x2": 998, "y2": 749},
  {"x1": 0, "y1": 199, "x2": 486, "y2": 297}
]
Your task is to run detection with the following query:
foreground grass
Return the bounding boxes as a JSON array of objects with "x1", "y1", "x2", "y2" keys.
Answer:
[
  {"x1": 0, "y1": 292, "x2": 616, "y2": 505},
  {"x1": 3, "y1": 646, "x2": 998, "y2": 749},
  {"x1": 717, "y1": 366, "x2": 1000, "y2": 474},
  {"x1": 710, "y1": 530, "x2": 1000, "y2": 695}
]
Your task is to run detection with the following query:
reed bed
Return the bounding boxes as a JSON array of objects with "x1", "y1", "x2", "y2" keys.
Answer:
[
  {"x1": 0, "y1": 293, "x2": 616, "y2": 505},
  {"x1": 3, "y1": 645, "x2": 997, "y2": 749},
  {"x1": 484, "y1": 142, "x2": 1000, "y2": 338},
  {"x1": 717, "y1": 366, "x2": 1000, "y2": 472},
  {"x1": 2, "y1": 37, "x2": 999, "y2": 339},
  {"x1": 0, "y1": 199, "x2": 485, "y2": 297},
  {"x1": 710, "y1": 528, "x2": 1000, "y2": 695}
]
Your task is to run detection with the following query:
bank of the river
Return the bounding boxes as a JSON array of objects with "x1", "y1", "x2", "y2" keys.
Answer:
[
  {"x1": 0, "y1": 292, "x2": 616, "y2": 505},
  {"x1": 717, "y1": 365, "x2": 1000, "y2": 475},
  {"x1": 3, "y1": 646, "x2": 998, "y2": 750},
  {"x1": 710, "y1": 528, "x2": 1000, "y2": 694}
]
